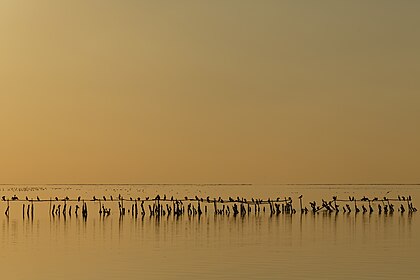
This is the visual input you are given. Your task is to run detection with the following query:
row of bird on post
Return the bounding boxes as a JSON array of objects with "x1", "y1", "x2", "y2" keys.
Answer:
[{"x1": 1, "y1": 194, "x2": 417, "y2": 218}]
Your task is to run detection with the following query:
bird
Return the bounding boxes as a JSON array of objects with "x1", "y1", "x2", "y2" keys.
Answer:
[{"x1": 37, "y1": 196, "x2": 40, "y2": 201}]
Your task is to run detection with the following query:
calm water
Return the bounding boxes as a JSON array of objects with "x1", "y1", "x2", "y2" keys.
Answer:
[{"x1": 0, "y1": 184, "x2": 418, "y2": 280}]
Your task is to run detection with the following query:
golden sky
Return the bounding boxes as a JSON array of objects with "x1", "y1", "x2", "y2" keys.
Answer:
[{"x1": 0, "y1": 1, "x2": 419, "y2": 184}]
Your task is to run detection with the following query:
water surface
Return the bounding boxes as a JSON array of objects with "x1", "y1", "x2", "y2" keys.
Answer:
[{"x1": 0, "y1": 184, "x2": 418, "y2": 279}]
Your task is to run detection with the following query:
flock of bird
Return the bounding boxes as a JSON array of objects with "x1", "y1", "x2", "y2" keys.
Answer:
[{"x1": 0, "y1": 193, "x2": 417, "y2": 219}]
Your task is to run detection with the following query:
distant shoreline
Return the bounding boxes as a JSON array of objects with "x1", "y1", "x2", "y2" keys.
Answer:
[{"x1": 1, "y1": 183, "x2": 419, "y2": 186}]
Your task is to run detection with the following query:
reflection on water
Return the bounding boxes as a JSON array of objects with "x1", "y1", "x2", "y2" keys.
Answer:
[{"x1": 0, "y1": 184, "x2": 419, "y2": 280}]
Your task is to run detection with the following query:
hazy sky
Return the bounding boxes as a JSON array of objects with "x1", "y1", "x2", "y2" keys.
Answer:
[{"x1": 0, "y1": 1, "x2": 419, "y2": 184}]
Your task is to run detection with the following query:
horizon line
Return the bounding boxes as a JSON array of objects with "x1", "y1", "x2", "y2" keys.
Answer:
[{"x1": 1, "y1": 183, "x2": 420, "y2": 186}]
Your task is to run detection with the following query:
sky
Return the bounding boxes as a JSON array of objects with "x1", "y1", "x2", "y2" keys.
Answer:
[{"x1": 0, "y1": 1, "x2": 419, "y2": 184}]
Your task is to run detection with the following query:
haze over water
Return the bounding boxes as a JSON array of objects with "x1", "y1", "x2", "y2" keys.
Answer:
[{"x1": 1, "y1": 184, "x2": 419, "y2": 280}]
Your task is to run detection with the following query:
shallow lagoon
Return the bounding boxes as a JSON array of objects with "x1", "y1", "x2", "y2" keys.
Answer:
[{"x1": 0, "y1": 184, "x2": 418, "y2": 280}]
